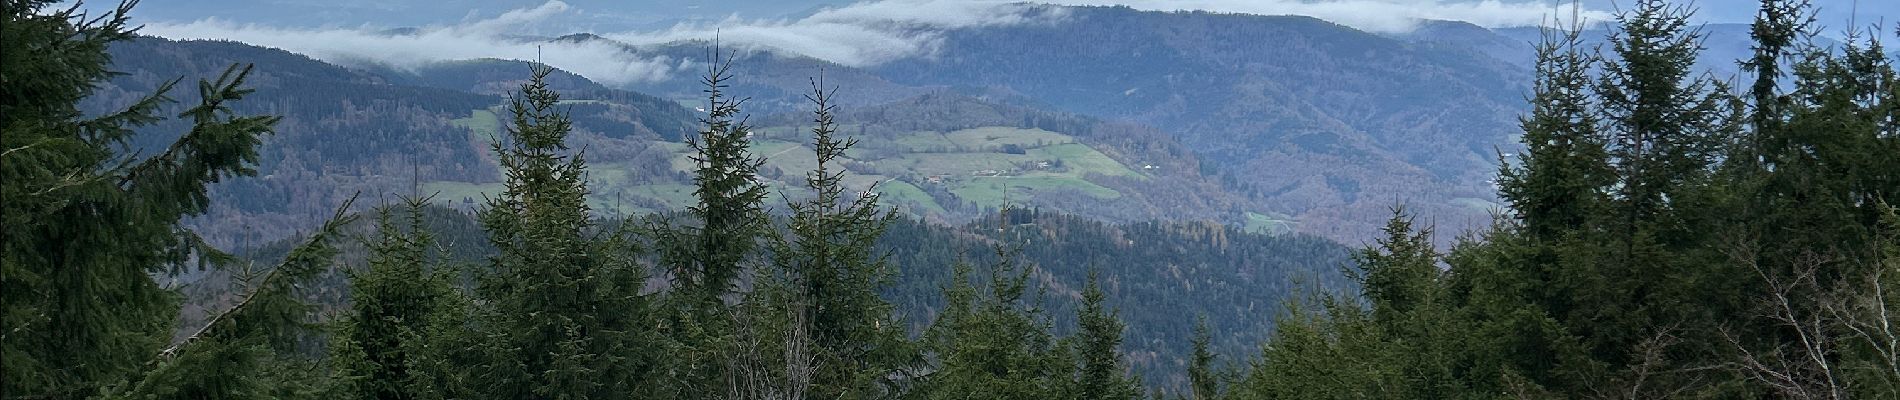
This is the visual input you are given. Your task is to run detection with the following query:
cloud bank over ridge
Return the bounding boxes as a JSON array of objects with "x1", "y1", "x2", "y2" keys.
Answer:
[
  {"x1": 140, "y1": 0, "x2": 1610, "y2": 86},
  {"x1": 141, "y1": 1, "x2": 684, "y2": 86}
]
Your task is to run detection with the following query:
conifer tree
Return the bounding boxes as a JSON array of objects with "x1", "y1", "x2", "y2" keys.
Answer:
[
  {"x1": 1186, "y1": 317, "x2": 1220, "y2": 400},
  {"x1": 1583, "y1": 0, "x2": 1737, "y2": 380},
  {"x1": 665, "y1": 50, "x2": 769, "y2": 302},
  {"x1": 1236, "y1": 208, "x2": 1475, "y2": 399},
  {"x1": 1068, "y1": 270, "x2": 1141, "y2": 400},
  {"x1": 1234, "y1": 1, "x2": 1899, "y2": 397},
  {"x1": 110, "y1": 199, "x2": 357, "y2": 399},
  {"x1": 1238, "y1": 268, "x2": 1389, "y2": 399},
  {"x1": 1746, "y1": 16, "x2": 1899, "y2": 273},
  {"x1": 918, "y1": 249, "x2": 1071, "y2": 400},
  {"x1": 754, "y1": 76, "x2": 915, "y2": 399},
  {"x1": 1347, "y1": 208, "x2": 1439, "y2": 325},
  {"x1": 1498, "y1": 27, "x2": 1613, "y2": 241},
  {"x1": 473, "y1": 63, "x2": 656, "y2": 399},
  {"x1": 1, "y1": 1, "x2": 321, "y2": 397},
  {"x1": 1484, "y1": 25, "x2": 1620, "y2": 393},
  {"x1": 1738, "y1": 0, "x2": 1809, "y2": 151},
  {"x1": 651, "y1": 47, "x2": 772, "y2": 400},
  {"x1": 1598, "y1": 0, "x2": 1731, "y2": 220},
  {"x1": 331, "y1": 196, "x2": 469, "y2": 400},
  {"x1": 1717, "y1": 9, "x2": 1900, "y2": 397}
]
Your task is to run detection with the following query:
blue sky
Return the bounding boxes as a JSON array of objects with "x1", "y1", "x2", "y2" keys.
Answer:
[{"x1": 91, "y1": 0, "x2": 1900, "y2": 31}]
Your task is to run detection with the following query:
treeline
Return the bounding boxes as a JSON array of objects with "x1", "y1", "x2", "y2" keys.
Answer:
[
  {"x1": 373, "y1": 58, "x2": 699, "y2": 141},
  {"x1": 1214, "y1": 0, "x2": 1900, "y2": 398},
  {"x1": 85, "y1": 37, "x2": 706, "y2": 246},
  {"x1": 1, "y1": 1, "x2": 1170, "y2": 398},
  {"x1": 205, "y1": 202, "x2": 1349, "y2": 391},
  {"x1": 7, "y1": 0, "x2": 1900, "y2": 399}
]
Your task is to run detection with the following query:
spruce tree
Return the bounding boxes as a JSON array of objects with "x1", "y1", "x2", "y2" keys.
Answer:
[
  {"x1": 110, "y1": 200, "x2": 357, "y2": 399},
  {"x1": 1748, "y1": 17, "x2": 1898, "y2": 275},
  {"x1": 756, "y1": 77, "x2": 915, "y2": 399},
  {"x1": 331, "y1": 196, "x2": 468, "y2": 400},
  {"x1": 1186, "y1": 317, "x2": 1220, "y2": 400},
  {"x1": 918, "y1": 249, "x2": 1071, "y2": 400},
  {"x1": 651, "y1": 48, "x2": 771, "y2": 400},
  {"x1": 1237, "y1": 209, "x2": 1473, "y2": 399},
  {"x1": 1068, "y1": 270, "x2": 1141, "y2": 400},
  {"x1": 473, "y1": 63, "x2": 656, "y2": 399},
  {"x1": 1585, "y1": 0, "x2": 1737, "y2": 379},
  {"x1": 1718, "y1": 9, "x2": 1900, "y2": 396},
  {"x1": 1498, "y1": 27, "x2": 1613, "y2": 242},
  {"x1": 1484, "y1": 25, "x2": 1620, "y2": 393},
  {"x1": 1598, "y1": 0, "x2": 1731, "y2": 220},
  {"x1": 1738, "y1": 0, "x2": 1809, "y2": 151},
  {"x1": 1238, "y1": 272, "x2": 1389, "y2": 399},
  {"x1": 1232, "y1": 1, "x2": 1899, "y2": 397},
  {"x1": 666, "y1": 51, "x2": 769, "y2": 302},
  {"x1": 1, "y1": 1, "x2": 317, "y2": 397},
  {"x1": 1347, "y1": 208, "x2": 1440, "y2": 325}
]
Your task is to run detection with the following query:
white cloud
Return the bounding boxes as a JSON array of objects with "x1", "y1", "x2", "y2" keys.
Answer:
[
  {"x1": 138, "y1": 0, "x2": 1610, "y2": 86},
  {"x1": 458, "y1": 0, "x2": 573, "y2": 35},
  {"x1": 1053, "y1": 0, "x2": 1609, "y2": 33},
  {"x1": 600, "y1": 0, "x2": 1057, "y2": 66},
  {"x1": 600, "y1": 0, "x2": 1604, "y2": 66},
  {"x1": 142, "y1": 1, "x2": 682, "y2": 85}
]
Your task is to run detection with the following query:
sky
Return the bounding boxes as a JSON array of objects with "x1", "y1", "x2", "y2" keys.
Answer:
[
  {"x1": 89, "y1": 0, "x2": 1900, "y2": 29},
  {"x1": 66, "y1": 0, "x2": 1900, "y2": 85}
]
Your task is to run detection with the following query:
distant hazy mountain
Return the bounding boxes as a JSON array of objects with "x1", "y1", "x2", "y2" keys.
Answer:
[
  {"x1": 94, "y1": 31, "x2": 1261, "y2": 243},
  {"x1": 861, "y1": 6, "x2": 1534, "y2": 241},
  {"x1": 120, "y1": 2, "x2": 1872, "y2": 246},
  {"x1": 499, "y1": 6, "x2": 1518, "y2": 242},
  {"x1": 107, "y1": 0, "x2": 853, "y2": 30},
  {"x1": 594, "y1": 5, "x2": 1878, "y2": 242},
  {"x1": 87, "y1": 1, "x2": 1895, "y2": 389},
  {"x1": 93, "y1": 37, "x2": 700, "y2": 245},
  {"x1": 96, "y1": 35, "x2": 1348, "y2": 388}
]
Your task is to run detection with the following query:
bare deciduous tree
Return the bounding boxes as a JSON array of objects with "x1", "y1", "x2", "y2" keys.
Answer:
[
  {"x1": 726, "y1": 300, "x2": 815, "y2": 400},
  {"x1": 1721, "y1": 221, "x2": 1900, "y2": 399}
]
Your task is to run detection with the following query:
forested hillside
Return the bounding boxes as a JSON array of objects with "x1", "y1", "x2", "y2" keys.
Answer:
[
  {"x1": 862, "y1": 6, "x2": 1535, "y2": 242},
  {"x1": 198, "y1": 205, "x2": 1350, "y2": 389},
  {"x1": 1222, "y1": 1, "x2": 1900, "y2": 397},
  {"x1": 83, "y1": 38, "x2": 706, "y2": 245},
  {"x1": 587, "y1": 6, "x2": 1536, "y2": 243},
  {"x1": 88, "y1": 34, "x2": 1263, "y2": 247},
  {"x1": 7, "y1": 0, "x2": 1899, "y2": 399},
  {"x1": 72, "y1": 33, "x2": 1308, "y2": 388},
  {"x1": 84, "y1": 37, "x2": 498, "y2": 244}
]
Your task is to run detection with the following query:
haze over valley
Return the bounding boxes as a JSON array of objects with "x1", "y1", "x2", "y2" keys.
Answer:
[{"x1": 10, "y1": 0, "x2": 1899, "y2": 397}]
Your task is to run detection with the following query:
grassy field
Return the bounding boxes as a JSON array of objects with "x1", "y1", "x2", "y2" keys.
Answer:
[
  {"x1": 950, "y1": 173, "x2": 1121, "y2": 206},
  {"x1": 1243, "y1": 211, "x2": 1298, "y2": 235},
  {"x1": 451, "y1": 108, "x2": 502, "y2": 143},
  {"x1": 871, "y1": 180, "x2": 948, "y2": 215},
  {"x1": 426, "y1": 123, "x2": 1142, "y2": 218},
  {"x1": 1031, "y1": 143, "x2": 1141, "y2": 178},
  {"x1": 942, "y1": 126, "x2": 1073, "y2": 148}
]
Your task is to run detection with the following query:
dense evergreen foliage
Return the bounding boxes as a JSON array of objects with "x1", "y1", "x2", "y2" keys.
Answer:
[
  {"x1": 2, "y1": 1, "x2": 353, "y2": 397},
  {"x1": 750, "y1": 78, "x2": 917, "y2": 399},
  {"x1": 470, "y1": 64, "x2": 662, "y2": 399},
  {"x1": 12, "y1": 0, "x2": 1898, "y2": 399},
  {"x1": 329, "y1": 196, "x2": 470, "y2": 400},
  {"x1": 1225, "y1": 1, "x2": 1900, "y2": 398}
]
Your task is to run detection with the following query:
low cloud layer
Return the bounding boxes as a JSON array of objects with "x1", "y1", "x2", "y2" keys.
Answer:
[
  {"x1": 1058, "y1": 0, "x2": 1609, "y2": 33},
  {"x1": 601, "y1": 0, "x2": 1055, "y2": 66},
  {"x1": 142, "y1": 1, "x2": 683, "y2": 86},
  {"x1": 141, "y1": 0, "x2": 1609, "y2": 86}
]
